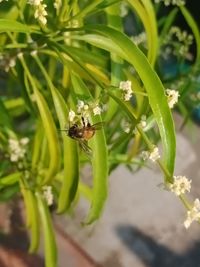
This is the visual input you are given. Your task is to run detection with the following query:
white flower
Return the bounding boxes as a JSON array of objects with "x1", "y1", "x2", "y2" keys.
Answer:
[
  {"x1": 93, "y1": 105, "x2": 102, "y2": 116},
  {"x1": 42, "y1": 186, "x2": 53, "y2": 206},
  {"x1": 77, "y1": 100, "x2": 84, "y2": 112},
  {"x1": 8, "y1": 137, "x2": 29, "y2": 162},
  {"x1": 30, "y1": 50, "x2": 37, "y2": 56},
  {"x1": 120, "y1": 3, "x2": 129, "y2": 17},
  {"x1": 124, "y1": 126, "x2": 130, "y2": 133},
  {"x1": 154, "y1": 0, "x2": 185, "y2": 6},
  {"x1": 20, "y1": 137, "x2": 30, "y2": 145},
  {"x1": 169, "y1": 175, "x2": 191, "y2": 196},
  {"x1": 184, "y1": 199, "x2": 200, "y2": 229},
  {"x1": 28, "y1": 0, "x2": 42, "y2": 5},
  {"x1": 83, "y1": 104, "x2": 89, "y2": 110},
  {"x1": 9, "y1": 58, "x2": 16, "y2": 68},
  {"x1": 5, "y1": 58, "x2": 16, "y2": 72},
  {"x1": 68, "y1": 110, "x2": 76, "y2": 122},
  {"x1": 141, "y1": 151, "x2": 150, "y2": 161},
  {"x1": 141, "y1": 147, "x2": 160, "y2": 162},
  {"x1": 17, "y1": 52, "x2": 23, "y2": 59},
  {"x1": 132, "y1": 32, "x2": 147, "y2": 46},
  {"x1": 119, "y1": 80, "x2": 132, "y2": 91},
  {"x1": 34, "y1": 3, "x2": 47, "y2": 25},
  {"x1": 119, "y1": 80, "x2": 133, "y2": 101},
  {"x1": 139, "y1": 115, "x2": 147, "y2": 128},
  {"x1": 124, "y1": 92, "x2": 132, "y2": 101},
  {"x1": 149, "y1": 147, "x2": 160, "y2": 162},
  {"x1": 166, "y1": 89, "x2": 179, "y2": 108},
  {"x1": 54, "y1": 0, "x2": 61, "y2": 10}
]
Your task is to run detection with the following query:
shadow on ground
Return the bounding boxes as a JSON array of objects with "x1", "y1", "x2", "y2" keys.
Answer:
[{"x1": 116, "y1": 225, "x2": 200, "y2": 267}]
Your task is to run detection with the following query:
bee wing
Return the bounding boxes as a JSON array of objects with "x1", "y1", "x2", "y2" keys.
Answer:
[
  {"x1": 79, "y1": 140, "x2": 92, "y2": 157},
  {"x1": 90, "y1": 121, "x2": 105, "y2": 130}
]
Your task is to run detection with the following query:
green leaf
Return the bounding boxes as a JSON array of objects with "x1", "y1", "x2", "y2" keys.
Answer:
[
  {"x1": 105, "y1": 3, "x2": 124, "y2": 122},
  {"x1": 180, "y1": 6, "x2": 200, "y2": 66},
  {"x1": 84, "y1": 25, "x2": 176, "y2": 177},
  {"x1": 159, "y1": 8, "x2": 178, "y2": 43},
  {"x1": 32, "y1": 55, "x2": 79, "y2": 212},
  {"x1": 0, "y1": 172, "x2": 20, "y2": 186},
  {"x1": 127, "y1": 0, "x2": 158, "y2": 65},
  {"x1": 36, "y1": 193, "x2": 57, "y2": 267},
  {"x1": 19, "y1": 56, "x2": 61, "y2": 184},
  {"x1": 0, "y1": 98, "x2": 13, "y2": 128},
  {"x1": 71, "y1": 73, "x2": 108, "y2": 224},
  {"x1": 28, "y1": 191, "x2": 40, "y2": 253},
  {"x1": 31, "y1": 120, "x2": 44, "y2": 168},
  {"x1": 20, "y1": 182, "x2": 40, "y2": 252},
  {"x1": 34, "y1": 89, "x2": 60, "y2": 184},
  {"x1": 0, "y1": 184, "x2": 19, "y2": 202},
  {"x1": 0, "y1": 19, "x2": 31, "y2": 33},
  {"x1": 52, "y1": 90, "x2": 79, "y2": 213}
]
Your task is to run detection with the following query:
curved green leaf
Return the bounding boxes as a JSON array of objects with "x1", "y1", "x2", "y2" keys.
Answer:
[
  {"x1": 19, "y1": 56, "x2": 61, "y2": 184},
  {"x1": 20, "y1": 182, "x2": 40, "y2": 252},
  {"x1": 180, "y1": 6, "x2": 200, "y2": 66},
  {"x1": 34, "y1": 89, "x2": 60, "y2": 184},
  {"x1": 84, "y1": 25, "x2": 176, "y2": 177},
  {"x1": 32, "y1": 55, "x2": 79, "y2": 212},
  {"x1": 0, "y1": 19, "x2": 32, "y2": 33},
  {"x1": 0, "y1": 98, "x2": 13, "y2": 128},
  {"x1": 105, "y1": 3, "x2": 124, "y2": 122},
  {"x1": 71, "y1": 73, "x2": 108, "y2": 224},
  {"x1": 127, "y1": 0, "x2": 158, "y2": 65},
  {"x1": 0, "y1": 184, "x2": 19, "y2": 202},
  {"x1": 36, "y1": 193, "x2": 57, "y2": 267},
  {"x1": 0, "y1": 172, "x2": 20, "y2": 186}
]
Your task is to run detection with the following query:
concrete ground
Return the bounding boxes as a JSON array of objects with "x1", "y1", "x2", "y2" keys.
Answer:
[{"x1": 55, "y1": 114, "x2": 200, "y2": 267}]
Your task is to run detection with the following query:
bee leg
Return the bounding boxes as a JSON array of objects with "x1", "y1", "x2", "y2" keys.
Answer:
[{"x1": 79, "y1": 140, "x2": 92, "y2": 157}]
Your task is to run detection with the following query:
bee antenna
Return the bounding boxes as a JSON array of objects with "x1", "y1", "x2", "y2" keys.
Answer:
[{"x1": 59, "y1": 129, "x2": 68, "y2": 132}]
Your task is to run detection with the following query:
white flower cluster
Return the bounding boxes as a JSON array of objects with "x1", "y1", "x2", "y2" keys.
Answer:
[
  {"x1": 132, "y1": 32, "x2": 147, "y2": 46},
  {"x1": 68, "y1": 100, "x2": 102, "y2": 123},
  {"x1": 119, "y1": 80, "x2": 133, "y2": 101},
  {"x1": 139, "y1": 115, "x2": 147, "y2": 128},
  {"x1": 77, "y1": 100, "x2": 102, "y2": 116},
  {"x1": 163, "y1": 26, "x2": 193, "y2": 59},
  {"x1": 5, "y1": 58, "x2": 16, "y2": 72},
  {"x1": 68, "y1": 110, "x2": 76, "y2": 122},
  {"x1": 0, "y1": 0, "x2": 8, "y2": 2},
  {"x1": 184, "y1": 199, "x2": 200, "y2": 229},
  {"x1": 8, "y1": 137, "x2": 29, "y2": 162},
  {"x1": 28, "y1": 0, "x2": 47, "y2": 25},
  {"x1": 154, "y1": 0, "x2": 185, "y2": 6},
  {"x1": 42, "y1": 186, "x2": 53, "y2": 206},
  {"x1": 166, "y1": 89, "x2": 179, "y2": 109},
  {"x1": 169, "y1": 175, "x2": 191, "y2": 196},
  {"x1": 168, "y1": 175, "x2": 200, "y2": 228},
  {"x1": 142, "y1": 146, "x2": 160, "y2": 162},
  {"x1": 120, "y1": 2, "x2": 129, "y2": 17}
]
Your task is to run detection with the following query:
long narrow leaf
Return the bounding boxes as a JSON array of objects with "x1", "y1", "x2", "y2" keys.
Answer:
[
  {"x1": 71, "y1": 73, "x2": 108, "y2": 224},
  {"x1": 180, "y1": 6, "x2": 200, "y2": 66},
  {"x1": 33, "y1": 55, "x2": 79, "y2": 212},
  {"x1": 84, "y1": 25, "x2": 176, "y2": 177},
  {"x1": 36, "y1": 193, "x2": 57, "y2": 267}
]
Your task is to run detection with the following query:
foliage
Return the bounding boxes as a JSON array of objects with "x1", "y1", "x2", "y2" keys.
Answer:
[{"x1": 0, "y1": 0, "x2": 200, "y2": 266}]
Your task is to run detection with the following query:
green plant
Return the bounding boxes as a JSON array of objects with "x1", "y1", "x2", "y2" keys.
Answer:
[{"x1": 0, "y1": 0, "x2": 199, "y2": 266}]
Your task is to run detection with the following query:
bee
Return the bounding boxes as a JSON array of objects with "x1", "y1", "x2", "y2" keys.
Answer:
[{"x1": 63, "y1": 117, "x2": 104, "y2": 155}]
